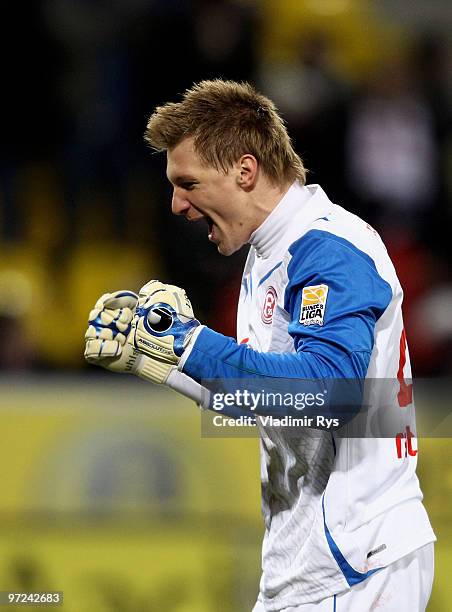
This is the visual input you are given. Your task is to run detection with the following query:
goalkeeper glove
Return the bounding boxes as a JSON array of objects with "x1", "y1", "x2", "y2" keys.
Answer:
[
  {"x1": 131, "y1": 280, "x2": 201, "y2": 369},
  {"x1": 84, "y1": 289, "x2": 177, "y2": 383}
]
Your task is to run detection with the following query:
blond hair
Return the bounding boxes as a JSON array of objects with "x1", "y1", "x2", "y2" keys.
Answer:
[{"x1": 145, "y1": 79, "x2": 306, "y2": 187}]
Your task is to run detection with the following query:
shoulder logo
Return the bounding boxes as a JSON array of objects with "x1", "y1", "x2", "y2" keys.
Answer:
[
  {"x1": 261, "y1": 286, "x2": 277, "y2": 325},
  {"x1": 300, "y1": 284, "x2": 329, "y2": 326}
]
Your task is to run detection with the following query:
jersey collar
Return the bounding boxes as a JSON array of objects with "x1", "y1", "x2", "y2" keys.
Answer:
[{"x1": 249, "y1": 182, "x2": 324, "y2": 259}]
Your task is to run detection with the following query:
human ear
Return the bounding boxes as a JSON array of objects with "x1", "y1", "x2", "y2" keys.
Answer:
[{"x1": 236, "y1": 154, "x2": 258, "y2": 190}]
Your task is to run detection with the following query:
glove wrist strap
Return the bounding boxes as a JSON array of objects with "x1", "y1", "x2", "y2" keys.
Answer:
[{"x1": 137, "y1": 356, "x2": 174, "y2": 384}]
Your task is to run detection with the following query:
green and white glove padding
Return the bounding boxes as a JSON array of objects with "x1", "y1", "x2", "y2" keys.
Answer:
[
  {"x1": 131, "y1": 280, "x2": 201, "y2": 376},
  {"x1": 84, "y1": 290, "x2": 173, "y2": 383}
]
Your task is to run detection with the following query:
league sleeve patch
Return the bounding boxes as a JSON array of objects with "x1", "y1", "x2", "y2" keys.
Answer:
[{"x1": 299, "y1": 284, "x2": 329, "y2": 326}]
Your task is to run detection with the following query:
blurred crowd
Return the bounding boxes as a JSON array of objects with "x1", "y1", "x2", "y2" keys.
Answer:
[{"x1": 0, "y1": 0, "x2": 451, "y2": 375}]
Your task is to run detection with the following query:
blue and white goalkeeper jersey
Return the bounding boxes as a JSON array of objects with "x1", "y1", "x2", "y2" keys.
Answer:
[{"x1": 181, "y1": 183, "x2": 435, "y2": 609}]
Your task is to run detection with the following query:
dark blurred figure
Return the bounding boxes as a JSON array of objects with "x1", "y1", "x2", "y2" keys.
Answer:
[
  {"x1": 191, "y1": 0, "x2": 258, "y2": 83},
  {"x1": 411, "y1": 32, "x2": 452, "y2": 261},
  {"x1": 341, "y1": 44, "x2": 451, "y2": 376},
  {"x1": 131, "y1": 0, "x2": 259, "y2": 329},
  {"x1": 44, "y1": 0, "x2": 139, "y2": 242},
  {"x1": 0, "y1": 2, "x2": 65, "y2": 242},
  {"x1": 343, "y1": 50, "x2": 445, "y2": 245},
  {"x1": 408, "y1": 278, "x2": 452, "y2": 376},
  {"x1": 0, "y1": 269, "x2": 37, "y2": 370},
  {"x1": 0, "y1": 315, "x2": 35, "y2": 370},
  {"x1": 258, "y1": 32, "x2": 349, "y2": 199}
]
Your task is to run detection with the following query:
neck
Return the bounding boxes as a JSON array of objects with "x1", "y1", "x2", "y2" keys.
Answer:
[
  {"x1": 248, "y1": 181, "x2": 312, "y2": 258},
  {"x1": 247, "y1": 177, "x2": 292, "y2": 234}
]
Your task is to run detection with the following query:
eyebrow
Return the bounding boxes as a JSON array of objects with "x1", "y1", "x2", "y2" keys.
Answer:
[{"x1": 167, "y1": 174, "x2": 197, "y2": 186}]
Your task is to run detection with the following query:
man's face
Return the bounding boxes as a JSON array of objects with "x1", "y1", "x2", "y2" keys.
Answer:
[{"x1": 166, "y1": 138, "x2": 251, "y2": 256}]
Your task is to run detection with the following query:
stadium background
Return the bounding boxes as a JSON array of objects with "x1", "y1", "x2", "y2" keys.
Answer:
[{"x1": 0, "y1": 1, "x2": 451, "y2": 609}]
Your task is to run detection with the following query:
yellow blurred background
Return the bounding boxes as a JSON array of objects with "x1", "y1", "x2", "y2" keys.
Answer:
[
  {"x1": 0, "y1": 381, "x2": 450, "y2": 611},
  {"x1": 0, "y1": 381, "x2": 261, "y2": 611}
]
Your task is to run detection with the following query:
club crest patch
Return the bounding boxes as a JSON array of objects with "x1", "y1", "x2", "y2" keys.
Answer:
[
  {"x1": 300, "y1": 284, "x2": 329, "y2": 326},
  {"x1": 261, "y1": 286, "x2": 277, "y2": 325}
]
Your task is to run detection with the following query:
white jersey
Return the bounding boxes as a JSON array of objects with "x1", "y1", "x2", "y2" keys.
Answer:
[{"x1": 182, "y1": 183, "x2": 436, "y2": 609}]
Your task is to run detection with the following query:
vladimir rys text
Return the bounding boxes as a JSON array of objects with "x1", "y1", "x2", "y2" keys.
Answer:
[{"x1": 212, "y1": 414, "x2": 339, "y2": 428}]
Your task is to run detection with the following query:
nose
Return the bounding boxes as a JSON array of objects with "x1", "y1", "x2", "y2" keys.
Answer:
[{"x1": 171, "y1": 189, "x2": 191, "y2": 216}]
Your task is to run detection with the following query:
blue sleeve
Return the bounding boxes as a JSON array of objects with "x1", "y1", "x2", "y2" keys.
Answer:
[{"x1": 182, "y1": 230, "x2": 392, "y2": 382}]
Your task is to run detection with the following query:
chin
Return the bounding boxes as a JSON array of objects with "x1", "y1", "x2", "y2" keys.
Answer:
[{"x1": 217, "y1": 242, "x2": 237, "y2": 256}]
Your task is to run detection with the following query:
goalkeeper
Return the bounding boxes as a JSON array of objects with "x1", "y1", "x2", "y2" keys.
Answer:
[{"x1": 84, "y1": 80, "x2": 435, "y2": 611}]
